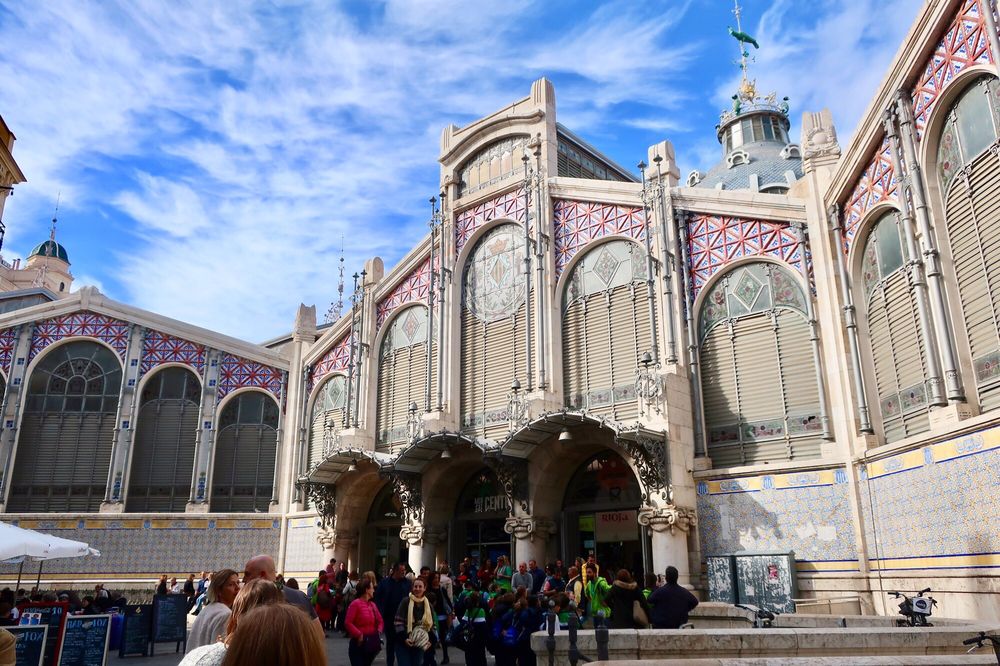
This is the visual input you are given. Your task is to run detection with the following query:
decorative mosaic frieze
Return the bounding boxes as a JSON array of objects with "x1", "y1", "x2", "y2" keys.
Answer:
[
  {"x1": 460, "y1": 407, "x2": 512, "y2": 433},
  {"x1": 140, "y1": 330, "x2": 206, "y2": 375},
  {"x1": 911, "y1": 0, "x2": 994, "y2": 139},
  {"x1": 458, "y1": 136, "x2": 530, "y2": 198},
  {"x1": 685, "y1": 213, "x2": 802, "y2": 299},
  {"x1": 28, "y1": 311, "x2": 129, "y2": 363},
  {"x1": 309, "y1": 334, "x2": 350, "y2": 393},
  {"x1": 375, "y1": 255, "x2": 439, "y2": 330},
  {"x1": 841, "y1": 139, "x2": 897, "y2": 254},
  {"x1": 566, "y1": 384, "x2": 638, "y2": 411},
  {"x1": 217, "y1": 352, "x2": 284, "y2": 400},
  {"x1": 0, "y1": 327, "x2": 17, "y2": 377},
  {"x1": 553, "y1": 199, "x2": 646, "y2": 279},
  {"x1": 455, "y1": 186, "x2": 527, "y2": 254}
]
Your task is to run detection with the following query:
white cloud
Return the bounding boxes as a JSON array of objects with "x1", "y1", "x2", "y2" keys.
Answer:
[{"x1": 0, "y1": 0, "x2": 929, "y2": 341}]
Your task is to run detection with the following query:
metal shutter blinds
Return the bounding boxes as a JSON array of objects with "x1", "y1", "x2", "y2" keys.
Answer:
[
  {"x1": 732, "y1": 315, "x2": 786, "y2": 465},
  {"x1": 701, "y1": 325, "x2": 742, "y2": 467},
  {"x1": 211, "y1": 427, "x2": 237, "y2": 511},
  {"x1": 127, "y1": 399, "x2": 198, "y2": 512},
  {"x1": 562, "y1": 300, "x2": 587, "y2": 409},
  {"x1": 309, "y1": 405, "x2": 345, "y2": 468},
  {"x1": 775, "y1": 310, "x2": 823, "y2": 460},
  {"x1": 946, "y1": 151, "x2": 1000, "y2": 409}
]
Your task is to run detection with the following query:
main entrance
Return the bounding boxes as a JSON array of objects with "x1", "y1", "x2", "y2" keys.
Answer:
[
  {"x1": 562, "y1": 451, "x2": 645, "y2": 577},
  {"x1": 451, "y1": 468, "x2": 512, "y2": 567},
  {"x1": 361, "y1": 483, "x2": 408, "y2": 576}
]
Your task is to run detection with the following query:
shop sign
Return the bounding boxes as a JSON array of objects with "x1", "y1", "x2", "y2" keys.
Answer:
[
  {"x1": 474, "y1": 494, "x2": 508, "y2": 513},
  {"x1": 596, "y1": 510, "x2": 637, "y2": 542}
]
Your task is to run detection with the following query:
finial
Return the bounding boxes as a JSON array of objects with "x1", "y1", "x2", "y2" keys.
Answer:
[{"x1": 50, "y1": 192, "x2": 60, "y2": 241}]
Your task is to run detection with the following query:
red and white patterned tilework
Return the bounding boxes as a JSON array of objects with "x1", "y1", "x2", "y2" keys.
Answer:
[
  {"x1": 553, "y1": 199, "x2": 646, "y2": 279},
  {"x1": 841, "y1": 138, "x2": 897, "y2": 255},
  {"x1": 686, "y1": 213, "x2": 803, "y2": 299},
  {"x1": 0, "y1": 328, "x2": 17, "y2": 378},
  {"x1": 309, "y1": 333, "x2": 350, "y2": 393},
  {"x1": 455, "y1": 186, "x2": 527, "y2": 255},
  {"x1": 28, "y1": 311, "x2": 130, "y2": 363},
  {"x1": 141, "y1": 330, "x2": 206, "y2": 375},
  {"x1": 911, "y1": 0, "x2": 994, "y2": 139},
  {"x1": 217, "y1": 353, "x2": 284, "y2": 400},
  {"x1": 375, "y1": 255, "x2": 440, "y2": 330}
]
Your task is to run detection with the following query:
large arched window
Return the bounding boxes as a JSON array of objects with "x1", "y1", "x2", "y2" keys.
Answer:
[
  {"x1": 308, "y1": 375, "x2": 347, "y2": 468},
  {"x1": 126, "y1": 366, "x2": 200, "y2": 512},
  {"x1": 860, "y1": 213, "x2": 931, "y2": 441},
  {"x1": 9, "y1": 341, "x2": 122, "y2": 512},
  {"x1": 376, "y1": 306, "x2": 434, "y2": 453},
  {"x1": 210, "y1": 391, "x2": 278, "y2": 512},
  {"x1": 562, "y1": 239, "x2": 651, "y2": 422},
  {"x1": 698, "y1": 262, "x2": 823, "y2": 466},
  {"x1": 937, "y1": 75, "x2": 1000, "y2": 410},
  {"x1": 460, "y1": 224, "x2": 529, "y2": 439}
]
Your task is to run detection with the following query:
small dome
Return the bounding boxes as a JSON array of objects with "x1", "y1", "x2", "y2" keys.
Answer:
[{"x1": 29, "y1": 239, "x2": 69, "y2": 263}]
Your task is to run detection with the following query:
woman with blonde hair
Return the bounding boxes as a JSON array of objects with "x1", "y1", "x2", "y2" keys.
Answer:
[
  {"x1": 179, "y1": 579, "x2": 283, "y2": 666},
  {"x1": 221, "y1": 603, "x2": 325, "y2": 666},
  {"x1": 187, "y1": 568, "x2": 240, "y2": 651}
]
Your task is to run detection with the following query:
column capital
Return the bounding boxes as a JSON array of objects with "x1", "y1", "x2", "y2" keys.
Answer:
[
  {"x1": 399, "y1": 524, "x2": 446, "y2": 547},
  {"x1": 504, "y1": 515, "x2": 556, "y2": 542},
  {"x1": 316, "y1": 527, "x2": 357, "y2": 550},
  {"x1": 638, "y1": 504, "x2": 697, "y2": 535}
]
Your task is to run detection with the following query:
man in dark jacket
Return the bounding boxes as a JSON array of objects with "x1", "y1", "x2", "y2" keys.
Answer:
[
  {"x1": 648, "y1": 566, "x2": 699, "y2": 629},
  {"x1": 374, "y1": 562, "x2": 412, "y2": 666}
]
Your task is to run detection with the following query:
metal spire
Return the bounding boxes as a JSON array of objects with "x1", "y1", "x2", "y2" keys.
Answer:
[{"x1": 324, "y1": 235, "x2": 346, "y2": 324}]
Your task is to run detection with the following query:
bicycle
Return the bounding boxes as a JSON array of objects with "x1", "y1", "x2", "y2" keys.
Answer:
[
  {"x1": 736, "y1": 603, "x2": 777, "y2": 628},
  {"x1": 962, "y1": 631, "x2": 1000, "y2": 665},
  {"x1": 887, "y1": 588, "x2": 936, "y2": 627}
]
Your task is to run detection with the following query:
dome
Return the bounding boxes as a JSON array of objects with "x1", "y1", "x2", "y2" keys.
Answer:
[
  {"x1": 693, "y1": 140, "x2": 803, "y2": 191},
  {"x1": 29, "y1": 239, "x2": 69, "y2": 263}
]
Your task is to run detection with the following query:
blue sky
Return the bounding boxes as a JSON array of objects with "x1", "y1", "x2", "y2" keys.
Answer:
[{"x1": 0, "y1": 0, "x2": 921, "y2": 341}]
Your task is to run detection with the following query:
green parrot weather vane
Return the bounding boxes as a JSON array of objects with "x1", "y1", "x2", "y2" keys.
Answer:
[{"x1": 725, "y1": 0, "x2": 788, "y2": 118}]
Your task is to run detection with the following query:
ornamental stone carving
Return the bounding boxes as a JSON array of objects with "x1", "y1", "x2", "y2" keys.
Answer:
[
  {"x1": 399, "y1": 524, "x2": 447, "y2": 546},
  {"x1": 316, "y1": 527, "x2": 357, "y2": 550},
  {"x1": 637, "y1": 505, "x2": 698, "y2": 535},
  {"x1": 802, "y1": 109, "x2": 840, "y2": 172},
  {"x1": 503, "y1": 516, "x2": 557, "y2": 542}
]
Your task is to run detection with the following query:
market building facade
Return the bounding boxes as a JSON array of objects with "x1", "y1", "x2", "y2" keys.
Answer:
[{"x1": 0, "y1": 0, "x2": 998, "y2": 621}]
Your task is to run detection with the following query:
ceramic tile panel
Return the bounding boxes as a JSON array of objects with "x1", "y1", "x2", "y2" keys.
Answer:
[
  {"x1": 455, "y1": 187, "x2": 527, "y2": 255},
  {"x1": 216, "y1": 353, "x2": 284, "y2": 401},
  {"x1": 0, "y1": 517, "x2": 281, "y2": 576},
  {"x1": 283, "y1": 517, "x2": 323, "y2": 574},
  {"x1": 309, "y1": 334, "x2": 350, "y2": 394},
  {"x1": 857, "y1": 425, "x2": 1000, "y2": 569},
  {"x1": 841, "y1": 138, "x2": 897, "y2": 255},
  {"x1": 375, "y1": 255, "x2": 439, "y2": 330},
  {"x1": 140, "y1": 330, "x2": 206, "y2": 376},
  {"x1": 0, "y1": 327, "x2": 16, "y2": 377},
  {"x1": 696, "y1": 467, "x2": 858, "y2": 570},
  {"x1": 553, "y1": 199, "x2": 646, "y2": 279},
  {"x1": 28, "y1": 311, "x2": 130, "y2": 363}
]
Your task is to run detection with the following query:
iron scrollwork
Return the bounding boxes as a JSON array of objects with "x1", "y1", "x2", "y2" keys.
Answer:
[
  {"x1": 615, "y1": 431, "x2": 672, "y2": 503},
  {"x1": 483, "y1": 452, "x2": 529, "y2": 514},
  {"x1": 296, "y1": 479, "x2": 337, "y2": 528},
  {"x1": 386, "y1": 471, "x2": 425, "y2": 525}
]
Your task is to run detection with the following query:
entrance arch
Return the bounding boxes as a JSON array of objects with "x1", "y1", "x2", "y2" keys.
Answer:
[
  {"x1": 562, "y1": 451, "x2": 645, "y2": 578},
  {"x1": 450, "y1": 468, "x2": 512, "y2": 568},
  {"x1": 363, "y1": 482, "x2": 408, "y2": 576}
]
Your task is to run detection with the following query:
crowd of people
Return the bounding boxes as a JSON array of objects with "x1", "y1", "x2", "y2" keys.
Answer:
[{"x1": 0, "y1": 553, "x2": 698, "y2": 666}]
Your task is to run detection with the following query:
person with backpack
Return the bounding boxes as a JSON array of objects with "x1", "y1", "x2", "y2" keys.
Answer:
[
  {"x1": 456, "y1": 590, "x2": 488, "y2": 666},
  {"x1": 339, "y1": 571, "x2": 359, "y2": 636},
  {"x1": 313, "y1": 573, "x2": 334, "y2": 632}
]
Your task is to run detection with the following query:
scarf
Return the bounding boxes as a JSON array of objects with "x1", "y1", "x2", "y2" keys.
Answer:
[{"x1": 406, "y1": 593, "x2": 433, "y2": 633}]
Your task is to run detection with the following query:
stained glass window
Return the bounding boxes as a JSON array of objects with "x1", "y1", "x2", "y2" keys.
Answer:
[
  {"x1": 698, "y1": 262, "x2": 806, "y2": 340},
  {"x1": 938, "y1": 75, "x2": 1000, "y2": 194},
  {"x1": 462, "y1": 223, "x2": 527, "y2": 323},
  {"x1": 861, "y1": 213, "x2": 907, "y2": 299}
]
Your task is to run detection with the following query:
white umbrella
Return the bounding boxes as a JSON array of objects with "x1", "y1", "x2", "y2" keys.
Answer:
[{"x1": 0, "y1": 521, "x2": 101, "y2": 591}]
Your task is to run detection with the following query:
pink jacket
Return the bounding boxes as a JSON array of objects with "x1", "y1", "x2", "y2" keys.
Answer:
[{"x1": 345, "y1": 597, "x2": 384, "y2": 640}]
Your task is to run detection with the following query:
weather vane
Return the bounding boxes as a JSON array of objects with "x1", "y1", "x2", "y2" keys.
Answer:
[{"x1": 728, "y1": 0, "x2": 760, "y2": 109}]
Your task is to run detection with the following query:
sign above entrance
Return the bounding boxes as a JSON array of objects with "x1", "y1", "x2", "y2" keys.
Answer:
[
  {"x1": 596, "y1": 510, "x2": 637, "y2": 542},
  {"x1": 474, "y1": 494, "x2": 508, "y2": 514}
]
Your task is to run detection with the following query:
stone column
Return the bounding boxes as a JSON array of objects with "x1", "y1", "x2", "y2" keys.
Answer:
[
  {"x1": 188, "y1": 348, "x2": 223, "y2": 510},
  {"x1": 332, "y1": 530, "x2": 359, "y2": 571},
  {"x1": 505, "y1": 515, "x2": 557, "y2": 566},
  {"x1": 0, "y1": 323, "x2": 32, "y2": 509},
  {"x1": 638, "y1": 504, "x2": 697, "y2": 585},
  {"x1": 400, "y1": 524, "x2": 446, "y2": 570},
  {"x1": 102, "y1": 324, "x2": 145, "y2": 512}
]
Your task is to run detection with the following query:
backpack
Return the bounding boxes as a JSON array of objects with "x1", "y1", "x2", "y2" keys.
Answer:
[
  {"x1": 343, "y1": 580, "x2": 357, "y2": 606},
  {"x1": 316, "y1": 585, "x2": 332, "y2": 608}
]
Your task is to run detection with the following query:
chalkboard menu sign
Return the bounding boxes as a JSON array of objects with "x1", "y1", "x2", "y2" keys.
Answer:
[
  {"x1": 8, "y1": 625, "x2": 48, "y2": 666},
  {"x1": 150, "y1": 595, "x2": 187, "y2": 655},
  {"x1": 16, "y1": 602, "x2": 68, "y2": 666},
  {"x1": 57, "y1": 614, "x2": 111, "y2": 666},
  {"x1": 118, "y1": 605, "x2": 151, "y2": 658}
]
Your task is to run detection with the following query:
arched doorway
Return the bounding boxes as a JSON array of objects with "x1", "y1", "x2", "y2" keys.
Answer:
[
  {"x1": 562, "y1": 451, "x2": 644, "y2": 577},
  {"x1": 452, "y1": 469, "x2": 512, "y2": 567},
  {"x1": 363, "y1": 483, "x2": 408, "y2": 576}
]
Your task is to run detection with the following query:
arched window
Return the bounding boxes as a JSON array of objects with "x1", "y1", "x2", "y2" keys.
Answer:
[
  {"x1": 937, "y1": 75, "x2": 1000, "y2": 410},
  {"x1": 308, "y1": 375, "x2": 347, "y2": 468},
  {"x1": 562, "y1": 239, "x2": 652, "y2": 421},
  {"x1": 126, "y1": 367, "x2": 200, "y2": 512},
  {"x1": 210, "y1": 391, "x2": 278, "y2": 512},
  {"x1": 460, "y1": 224, "x2": 529, "y2": 439},
  {"x1": 698, "y1": 262, "x2": 823, "y2": 466},
  {"x1": 376, "y1": 306, "x2": 434, "y2": 452},
  {"x1": 861, "y1": 213, "x2": 931, "y2": 441},
  {"x1": 9, "y1": 341, "x2": 122, "y2": 512}
]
